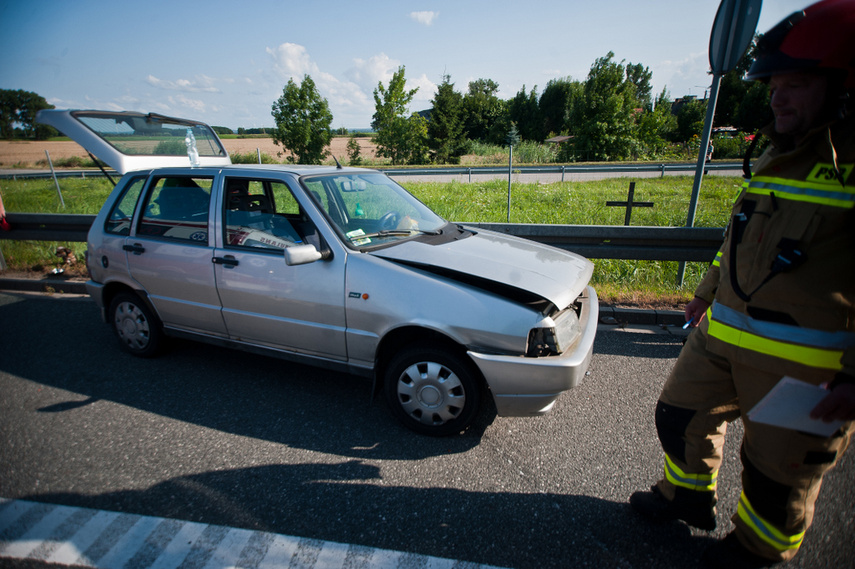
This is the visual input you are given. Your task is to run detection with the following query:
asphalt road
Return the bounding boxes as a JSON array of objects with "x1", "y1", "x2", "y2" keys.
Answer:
[{"x1": 0, "y1": 292, "x2": 852, "y2": 569}]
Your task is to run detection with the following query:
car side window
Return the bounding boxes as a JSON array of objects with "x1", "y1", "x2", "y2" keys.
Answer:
[
  {"x1": 224, "y1": 178, "x2": 307, "y2": 251},
  {"x1": 137, "y1": 176, "x2": 212, "y2": 244},
  {"x1": 105, "y1": 176, "x2": 146, "y2": 236}
]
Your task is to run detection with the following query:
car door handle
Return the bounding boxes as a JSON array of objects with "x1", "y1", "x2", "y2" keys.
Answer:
[
  {"x1": 212, "y1": 255, "x2": 239, "y2": 267},
  {"x1": 123, "y1": 243, "x2": 145, "y2": 255}
]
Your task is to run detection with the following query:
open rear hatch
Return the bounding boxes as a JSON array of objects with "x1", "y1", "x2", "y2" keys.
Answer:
[{"x1": 36, "y1": 110, "x2": 231, "y2": 175}]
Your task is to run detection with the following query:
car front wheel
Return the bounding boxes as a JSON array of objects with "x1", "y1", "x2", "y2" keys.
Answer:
[
  {"x1": 384, "y1": 346, "x2": 481, "y2": 436},
  {"x1": 109, "y1": 292, "x2": 163, "y2": 357}
]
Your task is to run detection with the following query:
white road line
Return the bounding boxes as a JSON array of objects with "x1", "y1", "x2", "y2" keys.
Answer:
[{"x1": 0, "y1": 498, "x2": 510, "y2": 569}]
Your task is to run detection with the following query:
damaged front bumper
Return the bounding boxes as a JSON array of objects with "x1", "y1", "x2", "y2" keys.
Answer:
[{"x1": 467, "y1": 286, "x2": 598, "y2": 417}]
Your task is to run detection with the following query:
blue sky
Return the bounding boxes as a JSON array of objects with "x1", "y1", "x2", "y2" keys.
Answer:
[{"x1": 1, "y1": 0, "x2": 809, "y2": 130}]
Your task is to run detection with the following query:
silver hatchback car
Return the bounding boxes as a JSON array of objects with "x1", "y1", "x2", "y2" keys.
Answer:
[{"x1": 38, "y1": 109, "x2": 598, "y2": 436}]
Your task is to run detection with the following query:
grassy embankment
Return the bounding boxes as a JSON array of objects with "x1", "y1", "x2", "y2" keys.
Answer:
[{"x1": 0, "y1": 174, "x2": 738, "y2": 307}]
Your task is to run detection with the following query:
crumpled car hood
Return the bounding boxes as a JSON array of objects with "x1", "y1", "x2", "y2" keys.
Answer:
[{"x1": 371, "y1": 228, "x2": 593, "y2": 309}]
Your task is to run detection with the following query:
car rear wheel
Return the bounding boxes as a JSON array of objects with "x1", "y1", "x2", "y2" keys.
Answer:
[
  {"x1": 384, "y1": 346, "x2": 481, "y2": 436},
  {"x1": 109, "y1": 292, "x2": 163, "y2": 357}
]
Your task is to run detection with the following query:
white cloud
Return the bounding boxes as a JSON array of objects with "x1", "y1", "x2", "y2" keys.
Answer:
[
  {"x1": 266, "y1": 42, "x2": 318, "y2": 79},
  {"x1": 653, "y1": 52, "x2": 710, "y2": 98},
  {"x1": 410, "y1": 11, "x2": 438, "y2": 26},
  {"x1": 346, "y1": 53, "x2": 402, "y2": 93},
  {"x1": 408, "y1": 73, "x2": 438, "y2": 105},
  {"x1": 167, "y1": 94, "x2": 207, "y2": 113},
  {"x1": 146, "y1": 75, "x2": 220, "y2": 93},
  {"x1": 263, "y1": 43, "x2": 434, "y2": 127}
]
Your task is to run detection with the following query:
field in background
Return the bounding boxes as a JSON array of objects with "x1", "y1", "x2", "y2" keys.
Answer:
[{"x1": 0, "y1": 137, "x2": 379, "y2": 169}]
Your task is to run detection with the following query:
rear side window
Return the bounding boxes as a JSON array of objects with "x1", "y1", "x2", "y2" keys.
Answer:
[
  {"x1": 137, "y1": 176, "x2": 213, "y2": 244},
  {"x1": 224, "y1": 177, "x2": 308, "y2": 250},
  {"x1": 105, "y1": 176, "x2": 146, "y2": 235}
]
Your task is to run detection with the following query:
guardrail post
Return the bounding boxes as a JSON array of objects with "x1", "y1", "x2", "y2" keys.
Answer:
[
  {"x1": 676, "y1": 261, "x2": 687, "y2": 287},
  {"x1": 661, "y1": 164, "x2": 666, "y2": 178},
  {"x1": 45, "y1": 150, "x2": 66, "y2": 208}
]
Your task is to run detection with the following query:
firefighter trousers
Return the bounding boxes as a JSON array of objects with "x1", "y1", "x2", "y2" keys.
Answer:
[{"x1": 654, "y1": 324, "x2": 853, "y2": 562}]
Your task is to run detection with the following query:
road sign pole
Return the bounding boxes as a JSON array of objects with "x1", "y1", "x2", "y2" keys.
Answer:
[
  {"x1": 677, "y1": 0, "x2": 760, "y2": 287},
  {"x1": 677, "y1": 73, "x2": 721, "y2": 286},
  {"x1": 686, "y1": 72, "x2": 722, "y2": 230}
]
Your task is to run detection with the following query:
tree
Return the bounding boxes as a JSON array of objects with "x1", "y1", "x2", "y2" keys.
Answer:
[
  {"x1": 637, "y1": 88, "x2": 677, "y2": 157},
  {"x1": 462, "y1": 79, "x2": 508, "y2": 144},
  {"x1": 572, "y1": 52, "x2": 640, "y2": 160},
  {"x1": 346, "y1": 136, "x2": 363, "y2": 166},
  {"x1": 372, "y1": 66, "x2": 428, "y2": 165},
  {"x1": 735, "y1": 80, "x2": 772, "y2": 134},
  {"x1": 625, "y1": 63, "x2": 653, "y2": 111},
  {"x1": 539, "y1": 77, "x2": 583, "y2": 139},
  {"x1": 271, "y1": 75, "x2": 333, "y2": 164},
  {"x1": 508, "y1": 85, "x2": 541, "y2": 142},
  {"x1": 0, "y1": 89, "x2": 55, "y2": 140},
  {"x1": 675, "y1": 99, "x2": 708, "y2": 142},
  {"x1": 427, "y1": 75, "x2": 467, "y2": 164}
]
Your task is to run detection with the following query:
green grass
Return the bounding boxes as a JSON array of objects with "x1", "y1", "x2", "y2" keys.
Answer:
[{"x1": 0, "y1": 174, "x2": 738, "y2": 306}]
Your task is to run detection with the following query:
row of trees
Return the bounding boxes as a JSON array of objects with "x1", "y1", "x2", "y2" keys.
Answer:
[
  {"x1": 271, "y1": 47, "x2": 771, "y2": 165},
  {"x1": 1, "y1": 46, "x2": 771, "y2": 166}
]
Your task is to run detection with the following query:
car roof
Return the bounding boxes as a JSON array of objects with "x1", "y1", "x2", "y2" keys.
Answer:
[
  {"x1": 155, "y1": 163, "x2": 374, "y2": 176},
  {"x1": 36, "y1": 109, "x2": 233, "y2": 175}
]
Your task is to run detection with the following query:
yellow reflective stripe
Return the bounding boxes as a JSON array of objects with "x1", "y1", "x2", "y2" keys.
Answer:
[
  {"x1": 706, "y1": 307, "x2": 846, "y2": 371},
  {"x1": 737, "y1": 491, "x2": 804, "y2": 552},
  {"x1": 736, "y1": 178, "x2": 750, "y2": 203},
  {"x1": 664, "y1": 454, "x2": 717, "y2": 492},
  {"x1": 746, "y1": 175, "x2": 855, "y2": 208},
  {"x1": 711, "y1": 251, "x2": 722, "y2": 268}
]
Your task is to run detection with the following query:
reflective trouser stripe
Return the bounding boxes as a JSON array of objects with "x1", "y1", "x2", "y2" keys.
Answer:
[
  {"x1": 711, "y1": 251, "x2": 722, "y2": 268},
  {"x1": 707, "y1": 303, "x2": 852, "y2": 371},
  {"x1": 746, "y1": 175, "x2": 855, "y2": 208},
  {"x1": 737, "y1": 491, "x2": 805, "y2": 552},
  {"x1": 664, "y1": 454, "x2": 717, "y2": 492}
]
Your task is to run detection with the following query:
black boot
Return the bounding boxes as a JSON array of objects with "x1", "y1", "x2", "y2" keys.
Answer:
[
  {"x1": 629, "y1": 485, "x2": 716, "y2": 531},
  {"x1": 701, "y1": 533, "x2": 786, "y2": 568}
]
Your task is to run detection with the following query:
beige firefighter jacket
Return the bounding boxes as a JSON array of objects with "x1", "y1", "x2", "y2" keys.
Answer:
[{"x1": 694, "y1": 114, "x2": 855, "y2": 381}]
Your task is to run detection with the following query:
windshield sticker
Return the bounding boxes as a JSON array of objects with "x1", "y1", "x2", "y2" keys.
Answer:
[{"x1": 346, "y1": 228, "x2": 371, "y2": 246}]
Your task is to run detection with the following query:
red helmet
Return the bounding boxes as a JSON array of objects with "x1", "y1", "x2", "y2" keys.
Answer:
[{"x1": 746, "y1": 0, "x2": 855, "y2": 87}]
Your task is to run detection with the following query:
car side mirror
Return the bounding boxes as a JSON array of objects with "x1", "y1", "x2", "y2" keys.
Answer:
[{"x1": 284, "y1": 244, "x2": 330, "y2": 266}]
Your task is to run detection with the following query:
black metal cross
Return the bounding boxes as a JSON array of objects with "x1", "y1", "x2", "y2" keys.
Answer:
[{"x1": 606, "y1": 182, "x2": 653, "y2": 226}]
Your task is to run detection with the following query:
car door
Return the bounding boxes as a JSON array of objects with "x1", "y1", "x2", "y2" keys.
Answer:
[
  {"x1": 125, "y1": 172, "x2": 228, "y2": 336},
  {"x1": 212, "y1": 175, "x2": 348, "y2": 360}
]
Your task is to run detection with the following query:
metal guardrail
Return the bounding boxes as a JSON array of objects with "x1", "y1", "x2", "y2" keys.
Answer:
[
  {"x1": 383, "y1": 161, "x2": 740, "y2": 180},
  {"x1": 0, "y1": 213, "x2": 723, "y2": 262},
  {"x1": 0, "y1": 161, "x2": 742, "y2": 181},
  {"x1": 1, "y1": 213, "x2": 96, "y2": 242}
]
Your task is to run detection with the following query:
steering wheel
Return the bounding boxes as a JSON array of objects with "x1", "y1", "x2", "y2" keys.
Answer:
[{"x1": 378, "y1": 210, "x2": 400, "y2": 231}]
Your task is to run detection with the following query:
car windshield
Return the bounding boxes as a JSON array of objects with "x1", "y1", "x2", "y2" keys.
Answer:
[
  {"x1": 302, "y1": 172, "x2": 447, "y2": 248},
  {"x1": 71, "y1": 111, "x2": 227, "y2": 158}
]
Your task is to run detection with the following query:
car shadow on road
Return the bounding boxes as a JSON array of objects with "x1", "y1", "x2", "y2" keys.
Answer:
[
  {"x1": 16, "y1": 462, "x2": 716, "y2": 569},
  {"x1": 0, "y1": 293, "x2": 491, "y2": 460}
]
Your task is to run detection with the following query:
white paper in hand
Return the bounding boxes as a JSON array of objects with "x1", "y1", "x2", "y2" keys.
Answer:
[{"x1": 746, "y1": 376, "x2": 843, "y2": 437}]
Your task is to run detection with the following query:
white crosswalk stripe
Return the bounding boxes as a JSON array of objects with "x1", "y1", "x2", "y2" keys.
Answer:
[{"x1": 0, "y1": 498, "x2": 508, "y2": 569}]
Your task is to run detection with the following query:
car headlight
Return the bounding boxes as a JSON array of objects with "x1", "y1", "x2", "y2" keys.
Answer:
[{"x1": 526, "y1": 307, "x2": 582, "y2": 357}]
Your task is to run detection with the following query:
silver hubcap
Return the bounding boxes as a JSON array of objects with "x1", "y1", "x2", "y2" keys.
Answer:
[
  {"x1": 114, "y1": 301, "x2": 150, "y2": 350},
  {"x1": 396, "y1": 361, "x2": 465, "y2": 426}
]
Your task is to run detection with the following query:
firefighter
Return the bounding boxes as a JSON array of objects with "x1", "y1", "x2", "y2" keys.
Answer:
[{"x1": 630, "y1": 1, "x2": 855, "y2": 567}]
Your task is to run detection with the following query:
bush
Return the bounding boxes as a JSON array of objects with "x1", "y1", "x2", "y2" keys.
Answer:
[
  {"x1": 229, "y1": 151, "x2": 279, "y2": 164},
  {"x1": 52, "y1": 156, "x2": 96, "y2": 168}
]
